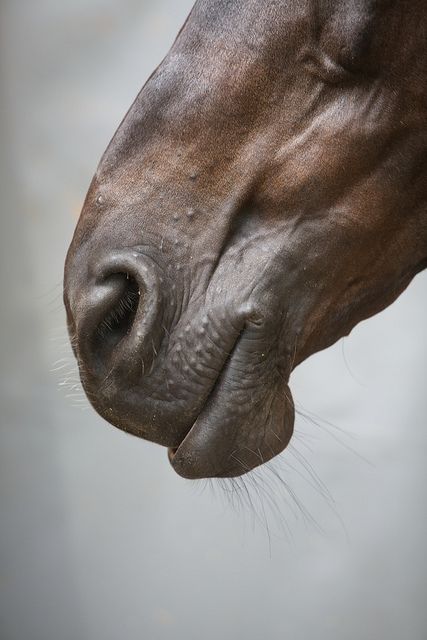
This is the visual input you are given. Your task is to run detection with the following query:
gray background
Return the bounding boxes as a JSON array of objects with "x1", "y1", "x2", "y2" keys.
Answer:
[{"x1": 1, "y1": 1, "x2": 426, "y2": 639}]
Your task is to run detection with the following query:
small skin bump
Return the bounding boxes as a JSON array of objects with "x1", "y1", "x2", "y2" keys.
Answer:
[
  {"x1": 186, "y1": 208, "x2": 195, "y2": 220},
  {"x1": 96, "y1": 194, "x2": 104, "y2": 206},
  {"x1": 189, "y1": 172, "x2": 198, "y2": 181},
  {"x1": 173, "y1": 213, "x2": 179, "y2": 222}
]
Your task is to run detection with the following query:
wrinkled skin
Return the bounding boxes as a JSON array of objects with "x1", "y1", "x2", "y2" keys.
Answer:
[{"x1": 64, "y1": 0, "x2": 427, "y2": 479}]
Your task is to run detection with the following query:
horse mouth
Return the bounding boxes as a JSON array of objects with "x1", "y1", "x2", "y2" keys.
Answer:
[
  {"x1": 166, "y1": 333, "x2": 245, "y2": 477},
  {"x1": 165, "y1": 329, "x2": 295, "y2": 479}
]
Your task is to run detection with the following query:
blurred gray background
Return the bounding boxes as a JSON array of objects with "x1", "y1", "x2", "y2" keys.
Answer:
[{"x1": 1, "y1": 1, "x2": 426, "y2": 639}]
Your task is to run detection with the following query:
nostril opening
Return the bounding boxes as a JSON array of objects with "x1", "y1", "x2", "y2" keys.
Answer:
[{"x1": 94, "y1": 273, "x2": 140, "y2": 355}]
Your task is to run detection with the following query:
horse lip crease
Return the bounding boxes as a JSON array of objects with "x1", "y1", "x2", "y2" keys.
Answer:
[
  {"x1": 163, "y1": 326, "x2": 295, "y2": 479},
  {"x1": 166, "y1": 331, "x2": 246, "y2": 477}
]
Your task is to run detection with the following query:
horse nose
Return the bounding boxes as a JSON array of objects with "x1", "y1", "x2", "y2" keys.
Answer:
[{"x1": 65, "y1": 249, "x2": 164, "y2": 382}]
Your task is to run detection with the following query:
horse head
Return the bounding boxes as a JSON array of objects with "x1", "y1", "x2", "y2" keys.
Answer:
[{"x1": 64, "y1": 0, "x2": 427, "y2": 478}]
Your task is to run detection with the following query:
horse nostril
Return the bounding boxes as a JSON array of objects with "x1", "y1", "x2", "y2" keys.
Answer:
[
  {"x1": 66, "y1": 249, "x2": 164, "y2": 382},
  {"x1": 94, "y1": 273, "x2": 140, "y2": 355}
]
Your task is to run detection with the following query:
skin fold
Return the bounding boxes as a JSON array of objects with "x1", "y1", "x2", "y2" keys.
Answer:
[{"x1": 64, "y1": 0, "x2": 427, "y2": 478}]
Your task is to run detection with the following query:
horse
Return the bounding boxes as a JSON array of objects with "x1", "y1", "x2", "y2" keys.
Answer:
[{"x1": 64, "y1": 0, "x2": 427, "y2": 479}]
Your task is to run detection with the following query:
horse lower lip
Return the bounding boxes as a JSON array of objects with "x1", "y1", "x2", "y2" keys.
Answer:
[
  {"x1": 166, "y1": 378, "x2": 226, "y2": 467},
  {"x1": 167, "y1": 330, "x2": 244, "y2": 465}
]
